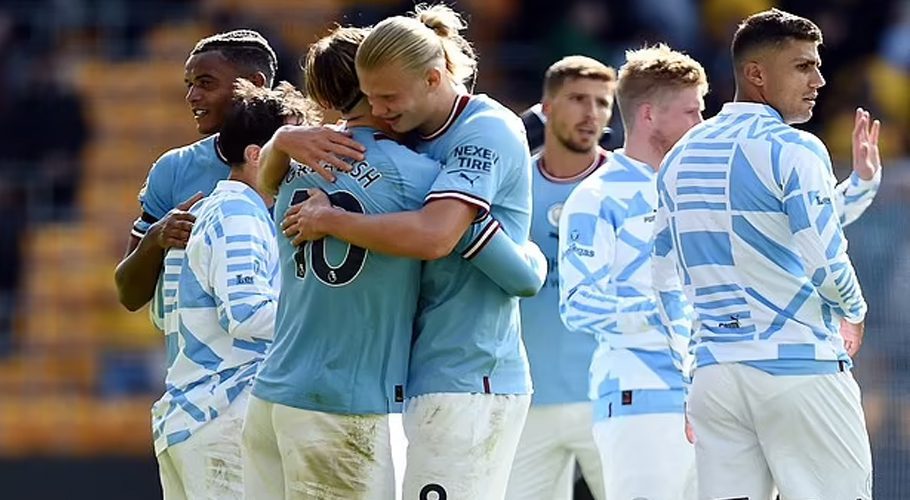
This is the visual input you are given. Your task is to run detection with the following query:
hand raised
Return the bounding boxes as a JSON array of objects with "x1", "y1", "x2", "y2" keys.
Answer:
[{"x1": 851, "y1": 107, "x2": 882, "y2": 181}]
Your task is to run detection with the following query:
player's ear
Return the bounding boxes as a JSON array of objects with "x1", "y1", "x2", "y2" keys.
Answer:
[
  {"x1": 639, "y1": 102, "x2": 654, "y2": 127},
  {"x1": 249, "y1": 72, "x2": 268, "y2": 88},
  {"x1": 244, "y1": 144, "x2": 261, "y2": 167},
  {"x1": 425, "y1": 66, "x2": 442, "y2": 91},
  {"x1": 743, "y1": 61, "x2": 764, "y2": 88},
  {"x1": 541, "y1": 98, "x2": 552, "y2": 119}
]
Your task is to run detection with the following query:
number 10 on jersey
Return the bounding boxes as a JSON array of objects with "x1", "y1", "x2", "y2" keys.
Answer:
[{"x1": 290, "y1": 189, "x2": 368, "y2": 287}]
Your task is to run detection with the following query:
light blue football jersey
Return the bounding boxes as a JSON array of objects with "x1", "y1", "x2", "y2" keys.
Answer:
[
  {"x1": 522, "y1": 152, "x2": 606, "y2": 405},
  {"x1": 653, "y1": 102, "x2": 870, "y2": 377},
  {"x1": 135, "y1": 135, "x2": 231, "y2": 360},
  {"x1": 133, "y1": 135, "x2": 230, "y2": 238},
  {"x1": 252, "y1": 127, "x2": 440, "y2": 414},
  {"x1": 409, "y1": 94, "x2": 534, "y2": 396}
]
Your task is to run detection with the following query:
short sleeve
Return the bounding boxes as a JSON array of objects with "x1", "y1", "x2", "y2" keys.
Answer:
[
  {"x1": 132, "y1": 153, "x2": 177, "y2": 237},
  {"x1": 424, "y1": 114, "x2": 524, "y2": 219}
]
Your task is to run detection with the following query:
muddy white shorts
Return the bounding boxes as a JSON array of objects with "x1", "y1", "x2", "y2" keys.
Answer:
[
  {"x1": 403, "y1": 392, "x2": 531, "y2": 500},
  {"x1": 157, "y1": 395, "x2": 247, "y2": 500},
  {"x1": 242, "y1": 394, "x2": 395, "y2": 500}
]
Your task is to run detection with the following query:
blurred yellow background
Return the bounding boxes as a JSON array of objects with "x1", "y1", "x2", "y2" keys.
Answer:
[{"x1": 0, "y1": 0, "x2": 906, "y2": 497}]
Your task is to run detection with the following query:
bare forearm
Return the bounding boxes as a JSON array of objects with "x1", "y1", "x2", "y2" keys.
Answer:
[
  {"x1": 259, "y1": 132, "x2": 293, "y2": 197},
  {"x1": 320, "y1": 209, "x2": 459, "y2": 260},
  {"x1": 114, "y1": 235, "x2": 165, "y2": 311}
]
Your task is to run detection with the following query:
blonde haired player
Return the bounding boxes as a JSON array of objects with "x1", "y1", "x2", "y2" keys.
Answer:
[
  {"x1": 559, "y1": 43, "x2": 709, "y2": 499},
  {"x1": 246, "y1": 25, "x2": 543, "y2": 499},
  {"x1": 281, "y1": 4, "x2": 535, "y2": 498},
  {"x1": 504, "y1": 55, "x2": 615, "y2": 500}
]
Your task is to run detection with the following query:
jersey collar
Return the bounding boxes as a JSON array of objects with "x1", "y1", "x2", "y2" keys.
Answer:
[
  {"x1": 719, "y1": 102, "x2": 784, "y2": 122},
  {"x1": 213, "y1": 180, "x2": 268, "y2": 212},
  {"x1": 611, "y1": 149, "x2": 656, "y2": 178},
  {"x1": 212, "y1": 134, "x2": 231, "y2": 165},
  {"x1": 420, "y1": 94, "x2": 472, "y2": 141},
  {"x1": 536, "y1": 149, "x2": 608, "y2": 184}
]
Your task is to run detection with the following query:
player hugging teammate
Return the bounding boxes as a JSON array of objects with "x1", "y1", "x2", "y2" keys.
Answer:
[{"x1": 117, "y1": 5, "x2": 883, "y2": 500}]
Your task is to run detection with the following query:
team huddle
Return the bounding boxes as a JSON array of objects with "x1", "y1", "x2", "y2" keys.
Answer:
[{"x1": 113, "y1": 4, "x2": 884, "y2": 500}]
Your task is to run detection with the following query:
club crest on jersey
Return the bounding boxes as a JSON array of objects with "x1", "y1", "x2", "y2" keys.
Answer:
[{"x1": 547, "y1": 203, "x2": 563, "y2": 228}]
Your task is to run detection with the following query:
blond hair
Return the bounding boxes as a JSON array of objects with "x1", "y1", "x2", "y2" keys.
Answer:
[
  {"x1": 356, "y1": 3, "x2": 477, "y2": 86},
  {"x1": 543, "y1": 55, "x2": 616, "y2": 99},
  {"x1": 616, "y1": 44, "x2": 708, "y2": 128}
]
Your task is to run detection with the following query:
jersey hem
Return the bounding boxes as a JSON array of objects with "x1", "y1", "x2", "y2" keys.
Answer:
[{"x1": 251, "y1": 382, "x2": 401, "y2": 415}]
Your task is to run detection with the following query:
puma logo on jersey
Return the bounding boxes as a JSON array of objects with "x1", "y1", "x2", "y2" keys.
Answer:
[
  {"x1": 718, "y1": 315, "x2": 741, "y2": 329},
  {"x1": 459, "y1": 172, "x2": 480, "y2": 186}
]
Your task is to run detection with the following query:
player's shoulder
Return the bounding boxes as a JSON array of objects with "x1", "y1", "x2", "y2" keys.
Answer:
[
  {"x1": 150, "y1": 135, "x2": 223, "y2": 176},
  {"x1": 202, "y1": 184, "x2": 267, "y2": 223},
  {"x1": 153, "y1": 134, "x2": 220, "y2": 166},
  {"x1": 775, "y1": 127, "x2": 830, "y2": 164},
  {"x1": 468, "y1": 94, "x2": 521, "y2": 120},
  {"x1": 458, "y1": 94, "x2": 525, "y2": 139},
  {"x1": 359, "y1": 128, "x2": 437, "y2": 170},
  {"x1": 565, "y1": 166, "x2": 611, "y2": 211},
  {"x1": 768, "y1": 122, "x2": 820, "y2": 144},
  {"x1": 595, "y1": 151, "x2": 651, "y2": 186},
  {"x1": 353, "y1": 129, "x2": 439, "y2": 194}
]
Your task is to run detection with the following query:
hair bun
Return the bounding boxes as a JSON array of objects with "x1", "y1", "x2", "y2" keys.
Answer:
[{"x1": 415, "y1": 4, "x2": 465, "y2": 39}]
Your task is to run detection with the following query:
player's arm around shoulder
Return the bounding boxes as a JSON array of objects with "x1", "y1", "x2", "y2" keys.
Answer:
[
  {"x1": 260, "y1": 124, "x2": 367, "y2": 192},
  {"x1": 289, "y1": 174, "x2": 478, "y2": 260},
  {"x1": 208, "y1": 198, "x2": 279, "y2": 342},
  {"x1": 293, "y1": 137, "x2": 479, "y2": 259}
]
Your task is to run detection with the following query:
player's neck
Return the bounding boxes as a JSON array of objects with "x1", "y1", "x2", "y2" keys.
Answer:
[
  {"x1": 229, "y1": 169, "x2": 274, "y2": 208},
  {"x1": 623, "y1": 131, "x2": 663, "y2": 172},
  {"x1": 733, "y1": 84, "x2": 759, "y2": 104},
  {"x1": 345, "y1": 101, "x2": 399, "y2": 138},
  {"x1": 540, "y1": 139, "x2": 601, "y2": 179},
  {"x1": 418, "y1": 83, "x2": 461, "y2": 136}
]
